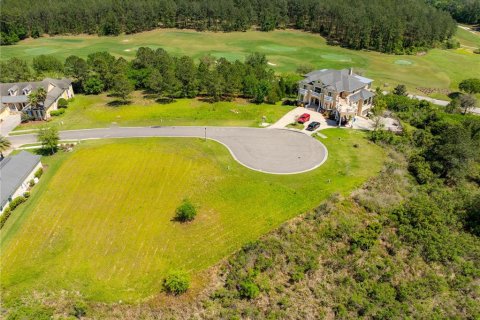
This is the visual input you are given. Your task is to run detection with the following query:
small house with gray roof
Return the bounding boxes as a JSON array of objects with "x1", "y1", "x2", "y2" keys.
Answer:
[
  {"x1": 298, "y1": 68, "x2": 375, "y2": 122},
  {"x1": 0, "y1": 151, "x2": 42, "y2": 213},
  {"x1": 0, "y1": 78, "x2": 74, "y2": 121}
]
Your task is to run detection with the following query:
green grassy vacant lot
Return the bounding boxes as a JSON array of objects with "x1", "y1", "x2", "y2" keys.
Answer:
[
  {"x1": 14, "y1": 93, "x2": 292, "y2": 131},
  {"x1": 1, "y1": 129, "x2": 385, "y2": 304},
  {"x1": 2, "y1": 29, "x2": 479, "y2": 97}
]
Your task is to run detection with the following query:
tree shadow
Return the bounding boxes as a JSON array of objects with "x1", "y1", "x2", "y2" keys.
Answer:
[
  {"x1": 107, "y1": 100, "x2": 131, "y2": 107},
  {"x1": 448, "y1": 92, "x2": 462, "y2": 100},
  {"x1": 33, "y1": 148, "x2": 56, "y2": 156},
  {"x1": 155, "y1": 97, "x2": 176, "y2": 104}
]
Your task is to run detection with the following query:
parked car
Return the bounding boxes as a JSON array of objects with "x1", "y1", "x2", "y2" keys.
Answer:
[
  {"x1": 306, "y1": 121, "x2": 321, "y2": 131},
  {"x1": 297, "y1": 113, "x2": 311, "y2": 124}
]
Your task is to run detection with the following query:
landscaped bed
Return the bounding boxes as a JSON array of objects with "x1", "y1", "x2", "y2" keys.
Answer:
[{"x1": 1, "y1": 129, "x2": 384, "y2": 306}]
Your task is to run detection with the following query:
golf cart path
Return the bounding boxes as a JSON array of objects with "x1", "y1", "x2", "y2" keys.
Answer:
[{"x1": 8, "y1": 126, "x2": 328, "y2": 175}]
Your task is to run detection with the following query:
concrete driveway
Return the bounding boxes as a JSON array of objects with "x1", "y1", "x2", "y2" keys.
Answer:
[
  {"x1": 269, "y1": 107, "x2": 374, "y2": 134},
  {"x1": 0, "y1": 114, "x2": 21, "y2": 136},
  {"x1": 8, "y1": 126, "x2": 328, "y2": 175},
  {"x1": 268, "y1": 107, "x2": 337, "y2": 135}
]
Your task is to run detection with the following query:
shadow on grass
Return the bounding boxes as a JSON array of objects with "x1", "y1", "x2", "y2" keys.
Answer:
[
  {"x1": 33, "y1": 148, "x2": 56, "y2": 156},
  {"x1": 155, "y1": 97, "x2": 176, "y2": 104},
  {"x1": 448, "y1": 92, "x2": 462, "y2": 100},
  {"x1": 107, "y1": 100, "x2": 131, "y2": 107}
]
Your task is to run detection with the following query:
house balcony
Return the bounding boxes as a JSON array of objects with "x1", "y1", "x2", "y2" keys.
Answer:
[
  {"x1": 311, "y1": 91, "x2": 321, "y2": 99},
  {"x1": 298, "y1": 88, "x2": 308, "y2": 95}
]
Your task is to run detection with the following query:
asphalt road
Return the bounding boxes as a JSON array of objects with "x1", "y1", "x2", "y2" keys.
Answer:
[{"x1": 8, "y1": 126, "x2": 328, "y2": 174}]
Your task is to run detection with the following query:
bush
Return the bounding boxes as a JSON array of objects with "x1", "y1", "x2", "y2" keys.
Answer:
[
  {"x1": 174, "y1": 199, "x2": 197, "y2": 222},
  {"x1": 9, "y1": 196, "x2": 26, "y2": 211},
  {"x1": 23, "y1": 192, "x2": 30, "y2": 199},
  {"x1": 70, "y1": 301, "x2": 88, "y2": 318},
  {"x1": 164, "y1": 270, "x2": 190, "y2": 295},
  {"x1": 21, "y1": 113, "x2": 34, "y2": 123},
  {"x1": 0, "y1": 207, "x2": 12, "y2": 229},
  {"x1": 58, "y1": 98, "x2": 68, "y2": 108},
  {"x1": 34, "y1": 167, "x2": 43, "y2": 179},
  {"x1": 50, "y1": 109, "x2": 65, "y2": 116},
  {"x1": 238, "y1": 280, "x2": 260, "y2": 299},
  {"x1": 29, "y1": 179, "x2": 35, "y2": 187}
]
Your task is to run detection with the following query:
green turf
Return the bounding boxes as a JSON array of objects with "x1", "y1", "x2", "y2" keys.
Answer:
[
  {"x1": 14, "y1": 94, "x2": 292, "y2": 131},
  {"x1": 455, "y1": 26, "x2": 480, "y2": 49},
  {"x1": 0, "y1": 129, "x2": 385, "y2": 303},
  {"x1": 2, "y1": 29, "x2": 479, "y2": 96}
]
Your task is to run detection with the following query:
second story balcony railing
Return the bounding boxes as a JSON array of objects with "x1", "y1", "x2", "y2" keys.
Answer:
[
  {"x1": 298, "y1": 88, "x2": 308, "y2": 95},
  {"x1": 311, "y1": 91, "x2": 322, "y2": 98}
]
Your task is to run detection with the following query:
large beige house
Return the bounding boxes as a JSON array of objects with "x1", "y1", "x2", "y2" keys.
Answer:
[
  {"x1": 0, "y1": 78, "x2": 74, "y2": 121},
  {"x1": 298, "y1": 68, "x2": 375, "y2": 122}
]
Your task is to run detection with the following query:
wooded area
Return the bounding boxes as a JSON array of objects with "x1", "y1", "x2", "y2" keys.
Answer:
[
  {"x1": 427, "y1": 0, "x2": 480, "y2": 24},
  {"x1": 1, "y1": 0, "x2": 456, "y2": 53},
  {"x1": 0, "y1": 50, "x2": 299, "y2": 104}
]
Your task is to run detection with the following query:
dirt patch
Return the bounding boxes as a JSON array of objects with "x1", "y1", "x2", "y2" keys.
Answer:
[{"x1": 415, "y1": 87, "x2": 451, "y2": 95}]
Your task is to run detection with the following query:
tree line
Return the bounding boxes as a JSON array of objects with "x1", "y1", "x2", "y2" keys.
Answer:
[
  {"x1": 0, "y1": 50, "x2": 300, "y2": 104},
  {"x1": 427, "y1": 0, "x2": 480, "y2": 24},
  {"x1": 0, "y1": 0, "x2": 457, "y2": 53}
]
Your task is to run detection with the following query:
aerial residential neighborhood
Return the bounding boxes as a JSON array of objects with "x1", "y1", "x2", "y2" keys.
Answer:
[{"x1": 0, "y1": 0, "x2": 479, "y2": 319}]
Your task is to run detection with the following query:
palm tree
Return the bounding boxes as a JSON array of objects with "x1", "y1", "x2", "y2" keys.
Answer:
[
  {"x1": 36, "y1": 87, "x2": 47, "y2": 103},
  {"x1": 0, "y1": 135, "x2": 11, "y2": 159},
  {"x1": 27, "y1": 91, "x2": 39, "y2": 108},
  {"x1": 27, "y1": 87, "x2": 47, "y2": 108}
]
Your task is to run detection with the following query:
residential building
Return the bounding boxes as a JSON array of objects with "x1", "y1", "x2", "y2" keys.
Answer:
[
  {"x1": 0, "y1": 78, "x2": 74, "y2": 121},
  {"x1": 298, "y1": 68, "x2": 375, "y2": 122},
  {"x1": 0, "y1": 151, "x2": 42, "y2": 213}
]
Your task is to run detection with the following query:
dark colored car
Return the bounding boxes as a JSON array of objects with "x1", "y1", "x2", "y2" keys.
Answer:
[
  {"x1": 297, "y1": 113, "x2": 311, "y2": 124},
  {"x1": 306, "y1": 121, "x2": 320, "y2": 131}
]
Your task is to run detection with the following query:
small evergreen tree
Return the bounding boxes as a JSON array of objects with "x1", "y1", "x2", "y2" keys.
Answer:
[
  {"x1": 164, "y1": 270, "x2": 190, "y2": 295},
  {"x1": 174, "y1": 199, "x2": 197, "y2": 222}
]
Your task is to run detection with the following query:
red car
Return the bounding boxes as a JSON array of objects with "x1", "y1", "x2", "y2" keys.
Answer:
[{"x1": 297, "y1": 113, "x2": 311, "y2": 124}]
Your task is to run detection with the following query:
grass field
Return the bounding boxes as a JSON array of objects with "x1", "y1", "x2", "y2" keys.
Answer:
[
  {"x1": 14, "y1": 93, "x2": 292, "y2": 131},
  {"x1": 1, "y1": 129, "x2": 385, "y2": 305},
  {"x1": 456, "y1": 26, "x2": 480, "y2": 49},
  {"x1": 1, "y1": 28, "x2": 479, "y2": 98}
]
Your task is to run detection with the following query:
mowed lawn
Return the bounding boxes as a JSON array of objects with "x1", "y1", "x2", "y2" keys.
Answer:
[
  {"x1": 1, "y1": 29, "x2": 479, "y2": 97},
  {"x1": 0, "y1": 129, "x2": 385, "y2": 303},
  {"x1": 14, "y1": 93, "x2": 292, "y2": 131}
]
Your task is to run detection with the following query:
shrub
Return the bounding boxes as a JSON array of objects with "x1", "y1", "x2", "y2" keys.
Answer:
[
  {"x1": 21, "y1": 113, "x2": 34, "y2": 123},
  {"x1": 393, "y1": 84, "x2": 408, "y2": 96},
  {"x1": 23, "y1": 192, "x2": 30, "y2": 199},
  {"x1": 50, "y1": 109, "x2": 65, "y2": 116},
  {"x1": 9, "y1": 196, "x2": 26, "y2": 211},
  {"x1": 34, "y1": 167, "x2": 43, "y2": 179},
  {"x1": 238, "y1": 279, "x2": 260, "y2": 299},
  {"x1": 29, "y1": 179, "x2": 35, "y2": 187},
  {"x1": 58, "y1": 98, "x2": 68, "y2": 108},
  {"x1": 350, "y1": 222, "x2": 382, "y2": 251},
  {"x1": 164, "y1": 270, "x2": 190, "y2": 295},
  {"x1": 70, "y1": 301, "x2": 88, "y2": 318},
  {"x1": 174, "y1": 199, "x2": 197, "y2": 222},
  {"x1": 0, "y1": 207, "x2": 12, "y2": 229}
]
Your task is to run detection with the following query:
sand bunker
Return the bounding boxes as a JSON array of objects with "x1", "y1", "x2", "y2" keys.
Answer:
[{"x1": 394, "y1": 59, "x2": 413, "y2": 65}]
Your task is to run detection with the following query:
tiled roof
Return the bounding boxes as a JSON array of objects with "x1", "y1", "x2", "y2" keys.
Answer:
[{"x1": 301, "y1": 69, "x2": 373, "y2": 93}]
